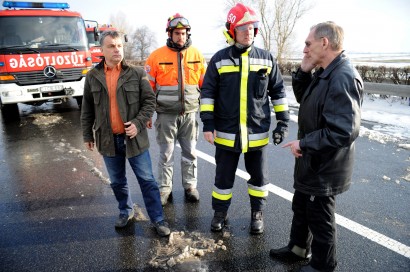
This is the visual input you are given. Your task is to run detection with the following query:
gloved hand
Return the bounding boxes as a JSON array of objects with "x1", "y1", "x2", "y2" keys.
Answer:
[{"x1": 272, "y1": 121, "x2": 289, "y2": 145}]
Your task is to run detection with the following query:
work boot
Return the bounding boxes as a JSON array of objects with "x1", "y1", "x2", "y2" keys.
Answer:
[
  {"x1": 250, "y1": 210, "x2": 264, "y2": 234},
  {"x1": 211, "y1": 211, "x2": 227, "y2": 232},
  {"x1": 185, "y1": 188, "x2": 200, "y2": 202},
  {"x1": 160, "y1": 191, "x2": 172, "y2": 206}
]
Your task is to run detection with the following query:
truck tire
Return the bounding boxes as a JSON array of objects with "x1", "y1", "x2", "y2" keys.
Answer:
[{"x1": 0, "y1": 103, "x2": 20, "y2": 121}]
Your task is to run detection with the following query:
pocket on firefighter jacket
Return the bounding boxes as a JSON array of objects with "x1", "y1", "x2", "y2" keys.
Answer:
[{"x1": 255, "y1": 68, "x2": 268, "y2": 99}]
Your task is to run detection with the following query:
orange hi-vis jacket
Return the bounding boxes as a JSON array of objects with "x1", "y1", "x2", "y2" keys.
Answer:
[{"x1": 144, "y1": 45, "x2": 207, "y2": 114}]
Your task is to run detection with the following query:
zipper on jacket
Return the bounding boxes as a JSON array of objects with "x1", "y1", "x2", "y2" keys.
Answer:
[{"x1": 178, "y1": 51, "x2": 185, "y2": 115}]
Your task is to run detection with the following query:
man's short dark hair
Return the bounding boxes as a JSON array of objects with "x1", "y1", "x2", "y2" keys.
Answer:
[{"x1": 99, "y1": 30, "x2": 121, "y2": 46}]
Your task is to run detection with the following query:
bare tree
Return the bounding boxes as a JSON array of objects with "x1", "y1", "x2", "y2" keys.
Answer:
[
  {"x1": 109, "y1": 11, "x2": 134, "y2": 59},
  {"x1": 131, "y1": 26, "x2": 157, "y2": 61},
  {"x1": 272, "y1": 0, "x2": 311, "y2": 64},
  {"x1": 257, "y1": 0, "x2": 274, "y2": 51}
]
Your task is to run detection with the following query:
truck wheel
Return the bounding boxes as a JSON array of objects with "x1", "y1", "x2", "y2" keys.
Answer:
[{"x1": 0, "y1": 103, "x2": 20, "y2": 121}]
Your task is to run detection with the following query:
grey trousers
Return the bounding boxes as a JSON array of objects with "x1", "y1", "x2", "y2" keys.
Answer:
[{"x1": 154, "y1": 112, "x2": 198, "y2": 192}]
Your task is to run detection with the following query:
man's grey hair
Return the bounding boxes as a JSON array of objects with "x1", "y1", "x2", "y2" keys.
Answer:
[
  {"x1": 99, "y1": 30, "x2": 122, "y2": 46},
  {"x1": 311, "y1": 21, "x2": 344, "y2": 51}
]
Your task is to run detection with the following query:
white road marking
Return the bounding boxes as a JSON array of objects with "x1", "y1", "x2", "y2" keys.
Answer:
[{"x1": 195, "y1": 149, "x2": 410, "y2": 259}]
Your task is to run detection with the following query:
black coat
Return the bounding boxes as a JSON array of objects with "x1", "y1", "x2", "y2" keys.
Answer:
[
  {"x1": 292, "y1": 52, "x2": 363, "y2": 196},
  {"x1": 200, "y1": 44, "x2": 289, "y2": 152}
]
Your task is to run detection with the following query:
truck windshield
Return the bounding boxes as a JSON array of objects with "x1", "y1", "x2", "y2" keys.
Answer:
[{"x1": 0, "y1": 16, "x2": 88, "y2": 49}]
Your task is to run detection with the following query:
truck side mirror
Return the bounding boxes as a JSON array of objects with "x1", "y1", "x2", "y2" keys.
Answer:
[{"x1": 94, "y1": 27, "x2": 99, "y2": 42}]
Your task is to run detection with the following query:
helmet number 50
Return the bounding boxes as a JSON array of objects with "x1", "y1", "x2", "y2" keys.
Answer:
[{"x1": 227, "y1": 13, "x2": 236, "y2": 24}]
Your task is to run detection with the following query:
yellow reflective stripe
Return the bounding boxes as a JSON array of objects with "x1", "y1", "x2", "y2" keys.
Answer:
[
  {"x1": 249, "y1": 65, "x2": 272, "y2": 73},
  {"x1": 200, "y1": 104, "x2": 214, "y2": 112},
  {"x1": 273, "y1": 104, "x2": 289, "y2": 112},
  {"x1": 248, "y1": 187, "x2": 268, "y2": 198},
  {"x1": 212, "y1": 191, "x2": 232, "y2": 200},
  {"x1": 215, "y1": 137, "x2": 235, "y2": 147},
  {"x1": 240, "y1": 50, "x2": 249, "y2": 153},
  {"x1": 218, "y1": 66, "x2": 240, "y2": 74},
  {"x1": 249, "y1": 137, "x2": 269, "y2": 148}
]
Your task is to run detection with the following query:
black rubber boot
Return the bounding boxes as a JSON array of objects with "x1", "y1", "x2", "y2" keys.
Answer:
[
  {"x1": 211, "y1": 211, "x2": 227, "y2": 232},
  {"x1": 250, "y1": 210, "x2": 264, "y2": 234}
]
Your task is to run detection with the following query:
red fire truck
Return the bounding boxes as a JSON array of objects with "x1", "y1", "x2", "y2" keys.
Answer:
[
  {"x1": 0, "y1": 1, "x2": 92, "y2": 116},
  {"x1": 85, "y1": 22, "x2": 117, "y2": 66}
]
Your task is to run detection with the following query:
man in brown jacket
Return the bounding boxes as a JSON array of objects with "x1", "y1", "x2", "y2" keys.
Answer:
[{"x1": 81, "y1": 30, "x2": 170, "y2": 236}]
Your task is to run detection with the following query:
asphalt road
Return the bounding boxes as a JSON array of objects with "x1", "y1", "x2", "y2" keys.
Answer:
[{"x1": 0, "y1": 100, "x2": 409, "y2": 272}]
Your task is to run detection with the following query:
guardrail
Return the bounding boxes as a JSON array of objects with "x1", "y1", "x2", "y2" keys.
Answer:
[
  {"x1": 282, "y1": 76, "x2": 410, "y2": 97},
  {"x1": 131, "y1": 62, "x2": 409, "y2": 97}
]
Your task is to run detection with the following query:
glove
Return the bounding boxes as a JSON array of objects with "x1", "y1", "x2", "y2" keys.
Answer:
[{"x1": 272, "y1": 121, "x2": 289, "y2": 145}]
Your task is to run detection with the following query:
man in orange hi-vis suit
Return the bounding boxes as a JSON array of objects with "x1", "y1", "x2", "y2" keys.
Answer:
[{"x1": 145, "y1": 13, "x2": 207, "y2": 206}]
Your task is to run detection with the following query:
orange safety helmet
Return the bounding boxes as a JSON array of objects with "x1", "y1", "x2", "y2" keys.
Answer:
[
  {"x1": 225, "y1": 3, "x2": 259, "y2": 40},
  {"x1": 166, "y1": 13, "x2": 191, "y2": 32}
]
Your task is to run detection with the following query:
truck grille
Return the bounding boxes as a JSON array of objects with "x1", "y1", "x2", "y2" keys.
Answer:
[{"x1": 13, "y1": 68, "x2": 84, "y2": 86}]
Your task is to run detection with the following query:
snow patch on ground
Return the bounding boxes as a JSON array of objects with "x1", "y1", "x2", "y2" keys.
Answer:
[{"x1": 149, "y1": 231, "x2": 226, "y2": 270}]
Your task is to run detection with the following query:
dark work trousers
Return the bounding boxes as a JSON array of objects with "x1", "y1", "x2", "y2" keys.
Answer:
[
  {"x1": 288, "y1": 190, "x2": 337, "y2": 272},
  {"x1": 212, "y1": 146, "x2": 268, "y2": 212}
]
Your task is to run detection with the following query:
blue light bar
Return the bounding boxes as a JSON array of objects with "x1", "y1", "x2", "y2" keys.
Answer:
[{"x1": 2, "y1": 1, "x2": 70, "y2": 9}]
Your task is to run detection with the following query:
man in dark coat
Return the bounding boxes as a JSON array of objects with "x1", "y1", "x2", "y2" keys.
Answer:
[{"x1": 269, "y1": 21, "x2": 363, "y2": 272}]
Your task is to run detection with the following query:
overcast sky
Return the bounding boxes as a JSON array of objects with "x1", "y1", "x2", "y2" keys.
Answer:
[{"x1": 44, "y1": 0, "x2": 410, "y2": 55}]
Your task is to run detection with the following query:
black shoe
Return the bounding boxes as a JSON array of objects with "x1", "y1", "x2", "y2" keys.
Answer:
[
  {"x1": 211, "y1": 211, "x2": 227, "y2": 232},
  {"x1": 153, "y1": 220, "x2": 171, "y2": 237},
  {"x1": 250, "y1": 210, "x2": 264, "y2": 234},
  {"x1": 115, "y1": 209, "x2": 134, "y2": 228},
  {"x1": 269, "y1": 246, "x2": 311, "y2": 264},
  {"x1": 185, "y1": 188, "x2": 200, "y2": 202}
]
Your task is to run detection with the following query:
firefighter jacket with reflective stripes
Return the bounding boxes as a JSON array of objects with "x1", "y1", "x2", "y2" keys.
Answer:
[
  {"x1": 144, "y1": 45, "x2": 206, "y2": 114},
  {"x1": 200, "y1": 44, "x2": 289, "y2": 153}
]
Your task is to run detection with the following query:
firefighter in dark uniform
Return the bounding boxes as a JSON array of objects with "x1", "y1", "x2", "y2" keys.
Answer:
[{"x1": 200, "y1": 3, "x2": 290, "y2": 234}]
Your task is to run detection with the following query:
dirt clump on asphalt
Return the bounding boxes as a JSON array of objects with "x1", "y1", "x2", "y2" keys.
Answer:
[{"x1": 149, "y1": 231, "x2": 226, "y2": 270}]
